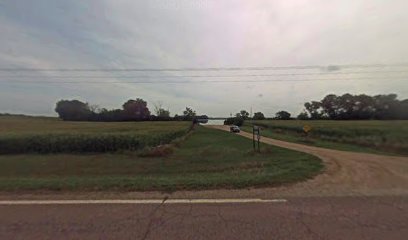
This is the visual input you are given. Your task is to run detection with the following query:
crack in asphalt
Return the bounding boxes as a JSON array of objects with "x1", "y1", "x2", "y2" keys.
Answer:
[{"x1": 140, "y1": 196, "x2": 168, "y2": 240}]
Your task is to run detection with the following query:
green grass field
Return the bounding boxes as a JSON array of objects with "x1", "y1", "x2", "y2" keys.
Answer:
[
  {"x1": 0, "y1": 116, "x2": 190, "y2": 153},
  {"x1": 243, "y1": 120, "x2": 408, "y2": 155},
  {"x1": 0, "y1": 126, "x2": 322, "y2": 191}
]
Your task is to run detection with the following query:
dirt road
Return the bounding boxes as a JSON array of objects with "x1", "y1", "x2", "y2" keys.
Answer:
[{"x1": 207, "y1": 125, "x2": 408, "y2": 197}]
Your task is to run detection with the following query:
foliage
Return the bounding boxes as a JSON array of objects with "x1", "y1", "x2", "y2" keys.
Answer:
[
  {"x1": 55, "y1": 100, "x2": 92, "y2": 121},
  {"x1": 153, "y1": 101, "x2": 171, "y2": 119},
  {"x1": 235, "y1": 110, "x2": 250, "y2": 119},
  {"x1": 122, "y1": 98, "x2": 150, "y2": 120},
  {"x1": 55, "y1": 99, "x2": 204, "y2": 122},
  {"x1": 302, "y1": 93, "x2": 408, "y2": 120},
  {"x1": 224, "y1": 117, "x2": 244, "y2": 126},
  {"x1": 275, "y1": 111, "x2": 291, "y2": 120},
  {"x1": 253, "y1": 112, "x2": 265, "y2": 120},
  {"x1": 297, "y1": 111, "x2": 309, "y2": 120},
  {"x1": 182, "y1": 107, "x2": 196, "y2": 120}
]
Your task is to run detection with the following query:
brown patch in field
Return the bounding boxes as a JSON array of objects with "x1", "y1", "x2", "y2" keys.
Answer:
[{"x1": 138, "y1": 145, "x2": 174, "y2": 158}]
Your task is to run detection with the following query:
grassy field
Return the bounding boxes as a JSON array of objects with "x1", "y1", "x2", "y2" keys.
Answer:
[
  {"x1": 0, "y1": 116, "x2": 190, "y2": 153},
  {"x1": 0, "y1": 126, "x2": 322, "y2": 191},
  {"x1": 243, "y1": 120, "x2": 408, "y2": 155}
]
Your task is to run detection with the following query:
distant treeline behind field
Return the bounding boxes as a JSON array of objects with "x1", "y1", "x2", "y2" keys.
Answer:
[
  {"x1": 2, "y1": 93, "x2": 406, "y2": 122},
  {"x1": 225, "y1": 93, "x2": 408, "y2": 126},
  {"x1": 299, "y1": 93, "x2": 408, "y2": 120},
  {"x1": 54, "y1": 98, "x2": 206, "y2": 122}
]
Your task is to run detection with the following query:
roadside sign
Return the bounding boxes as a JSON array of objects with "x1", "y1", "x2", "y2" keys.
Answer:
[
  {"x1": 253, "y1": 125, "x2": 261, "y2": 152},
  {"x1": 303, "y1": 125, "x2": 312, "y2": 133}
]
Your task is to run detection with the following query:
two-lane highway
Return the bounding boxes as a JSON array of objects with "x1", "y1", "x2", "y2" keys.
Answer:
[{"x1": 1, "y1": 197, "x2": 407, "y2": 239}]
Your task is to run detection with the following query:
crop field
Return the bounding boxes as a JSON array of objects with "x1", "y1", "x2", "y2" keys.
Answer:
[
  {"x1": 0, "y1": 126, "x2": 322, "y2": 191},
  {"x1": 243, "y1": 120, "x2": 408, "y2": 155},
  {"x1": 0, "y1": 116, "x2": 191, "y2": 153}
]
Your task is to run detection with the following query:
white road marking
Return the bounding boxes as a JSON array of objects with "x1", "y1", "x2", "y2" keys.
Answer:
[{"x1": 0, "y1": 198, "x2": 287, "y2": 205}]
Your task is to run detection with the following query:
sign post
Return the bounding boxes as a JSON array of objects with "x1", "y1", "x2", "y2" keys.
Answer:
[
  {"x1": 253, "y1": 126, "x2": 261, "y2": 152},
  {"x1": 252, "y1": 126, "x2": 255, "y2": 150}
]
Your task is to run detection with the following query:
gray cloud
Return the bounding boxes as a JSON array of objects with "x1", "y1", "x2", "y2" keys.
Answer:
[{"x1": 0, "y1": 0, "x2": 408, "y2": 117}]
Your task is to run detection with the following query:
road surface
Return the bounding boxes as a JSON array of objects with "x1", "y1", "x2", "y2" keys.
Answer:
[{"x1": 0, "y1": 197, "x2": 407, "y2": 239}]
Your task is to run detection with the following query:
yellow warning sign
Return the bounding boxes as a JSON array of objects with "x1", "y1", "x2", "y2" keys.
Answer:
[{"x1": 303, "y1": 125, "x2": 312, "y2": 133}]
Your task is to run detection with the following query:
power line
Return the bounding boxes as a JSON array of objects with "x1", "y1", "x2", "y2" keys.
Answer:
[
  {"x1": 1, "y1": 76, "x2": 406, "y2": 84},
  {"x1": 1, "y1": 70, "x2": 408, "y2": 79},
  {"x1": 1, "y1": 63, "x2": 408, "y2": 72}
]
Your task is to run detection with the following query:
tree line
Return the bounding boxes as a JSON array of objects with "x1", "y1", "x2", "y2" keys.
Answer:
[
  {"x1": 223, "y1": 93, "x2": 408, "y2": 125},
  {"x1": 300, "y1": 93, "x2": 408, "y2": 120},
  {"x1": 26, "y1": 93, "x2": 408, "y2": 123},
  {"x1": 55, "y1": 99, "x2": 206, "y2": 122}
]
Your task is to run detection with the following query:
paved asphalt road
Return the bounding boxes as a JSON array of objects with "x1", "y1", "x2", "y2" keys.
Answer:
[{"x1": 1, "y1": 196, "x2": 407, "y2": 240}]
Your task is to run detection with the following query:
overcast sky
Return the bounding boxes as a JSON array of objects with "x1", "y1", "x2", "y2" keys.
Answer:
[{"x1": 0, "y1": 0, "x2": 407, "y2": 117}]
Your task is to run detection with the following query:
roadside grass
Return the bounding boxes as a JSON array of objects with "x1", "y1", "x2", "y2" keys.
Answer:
[
  {"x1": 244, "y1": 120, "x2": 408, "y2": 156},
  {"x1": 0, "y1": 126, "x2": 323, "y2": 191},
  {"x1": 0, "y1": 116, "x2": 190, "y2": 154}
]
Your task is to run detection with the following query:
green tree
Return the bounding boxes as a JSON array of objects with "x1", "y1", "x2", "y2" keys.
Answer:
[
  {"x1": 122, "y1": 98, "x2": 150, "y2": 120},
  {"x1": 304, "y1": 101, "x2": 323, "y2": 119},
  {"x1": 275, "y1": 111, "x2": 291, "y2": 120},
  {"x1": 253, "y1": 112, "x2": 265, "y2": 120},
  {"x1": 297, "y1": 111, "x2": 309, "y2": 120},
  {"x1": 183, "y1": 107, "x2": 196, "y2": 120},
  {"x1": 55, "y1": 100, "x2": 92, "y2": 121},
  {"x1": 235, "y1": 110, "x2": 250, "y2": 119}
]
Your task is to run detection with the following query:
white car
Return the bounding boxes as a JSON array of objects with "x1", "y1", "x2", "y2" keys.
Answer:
[{"x1": 230, "y1": 125, "x2": 240, "y2": 133}]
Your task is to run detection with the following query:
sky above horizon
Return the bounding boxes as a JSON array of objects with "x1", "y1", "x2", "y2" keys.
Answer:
[{"x1": 0, "y1": 0, "x2": 408, "y2": 117}]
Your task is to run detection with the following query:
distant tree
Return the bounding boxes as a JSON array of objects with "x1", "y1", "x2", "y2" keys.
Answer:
[
  {"x1": 297, "y1": 111, "x2": 309, "y2": 120},
  {"x1": 122, "y1": 98, "x2": 150, "y2": 120},
  {"x1": 253, "y1": 112, "x2": 265, "y2": 120},
  {"x1": 153, "y1": 101, "x2": 171, "y2": 118},
  {"x1": 303, "y1": 93, "x2": 408, "y2": 120},
  {"x1": 399, "y1": 99, "x2": 408, "y2": 119},
  {"x1": 156, "y1": 108, "x2": 170, "y2": 118},
  {"x1": 320, "y1": 94, "x2": 339, "y2": 119},
  {"x1": 235, "y1": 110, "x2": 250, "y2": 119},
  {"x1": 55, "y1": 100, "x2": 92, "y2": 121},
  {"x1": 89, "y1": 104, "x2": 102, "y2": 114},
  {"x1": 224, "y1": 117, "x2": 244, "y2": 126},
  {"x1": 96, "y1": 109, "x2": 124, "y2": 122},
  {"x1": 183, "y1": 107, "x2": 196, "y2": 120},
  {"x1": 372, "y1": 94, "x2": 400, "y2": 120},
  {"x1": 304, "y1": 101, "x2": 323, "y2": 119},
  {"x1": 275, "y1": 111, "x2": 291, "y2": 120}
]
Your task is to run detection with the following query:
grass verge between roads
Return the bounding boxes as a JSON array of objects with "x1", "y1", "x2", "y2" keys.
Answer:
[
  {"x1": 243, "y1": 120, "x2": 408, "y2": 155},
  {"x1": 0, "y1": 126, "x2": 323, "y2": 191}
]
